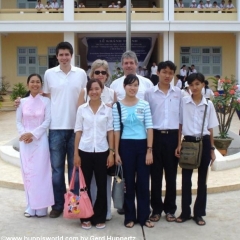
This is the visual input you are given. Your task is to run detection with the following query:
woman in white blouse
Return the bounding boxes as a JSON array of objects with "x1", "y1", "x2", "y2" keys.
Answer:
[
  {"x1": 202, "y1": 80, "x2": 214, "y2": 100},
  {"x1": 77, "y1": 59, "x2": 117, "y2": 222},
  {"x1": 74, "y1": 79, "x2": 114, "y2": 230}
]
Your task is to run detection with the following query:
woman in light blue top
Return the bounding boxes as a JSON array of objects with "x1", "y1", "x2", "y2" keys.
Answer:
[{"x1": 113, "y1": 74, "x2": 154, "y2": 228}]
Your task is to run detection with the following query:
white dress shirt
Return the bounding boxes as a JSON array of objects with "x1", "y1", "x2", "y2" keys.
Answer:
[
  {"x1": 190, "y1": 4, "x2": 197, "y2": 8},
  {"x1": 51, "y1": 2, "x2": 59, "y2": 9},
  {"x1": 180, "y1": 69, "x2": 187, "y2": 77},
  {"x1": 74, "y1": 102, "x2": 113, "y2": 152},
  {"x1": 176, "y1": 79, "x2": 182, "y2": 89},
  {"x1": 198, "y1": 4, "x2": 205, "y2": 8},
  {"x1": 144, "y1": 85, "x2": 182, "y2": 129},
  {"x1": 205, "y1": 3, "x2": 212, "y2": 8},
  {"x1": 110, "y1": 75, "x2": 153, "y2": 100},
  {"x1": 202, "y1": 88, "x2": 214, "y2": 99},
  {"x1": 35, "y1": 4, "x2": 44, "y2": 9},
  {"x1": 180, "y1": 96, "x2": 218, "y2": 137},
  {"x1": 226, "y1": 4, "x2": 234, "y2": 9}
]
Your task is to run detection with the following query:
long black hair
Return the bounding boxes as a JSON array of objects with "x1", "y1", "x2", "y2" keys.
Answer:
[{"x1": 25, "y1": 73, "x2": 43, "y2": 97}]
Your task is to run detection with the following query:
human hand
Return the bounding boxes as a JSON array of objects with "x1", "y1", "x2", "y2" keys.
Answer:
[
  {"x1": 210, "y1": 150, "x2": 216, "y2": 166},
  {"x1": 14, "y1": 97, "x2": 21, "y2": 108},
  {"x1": 107, "y1": 153, "x2": 114, "y2": 168},
  {"x1": 146, "y1": 151, "x2": 153, "y2": 165},
  {"x1": 115, "y1": 153, "x2": 122, "y2": 165},
  {"x1": 74, "y1": 154, "x2": 81, "y2": 167},
  {"x1": 19, "y1": 133, "x2": 33, "y2": 143},
  {"x1": 175, "y1": 145, "x2": 182, "y2": 158}
]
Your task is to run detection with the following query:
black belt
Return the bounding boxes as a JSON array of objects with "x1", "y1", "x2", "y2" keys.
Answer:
[
  {"x1": 184, "y1": 135, "x2": 210, "y2": 142},
  {"x1": 154, "y1": 129, "x2": 178, "y2": 134}
]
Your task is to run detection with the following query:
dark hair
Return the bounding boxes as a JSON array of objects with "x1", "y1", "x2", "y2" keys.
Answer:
[
  {"x1": 187, "y1": 73, "x2": 205, "y2": 85},
  {"x1": 181, "y1": 65, "x2": 186, "y2": 69},
  {"x1": 55, "y1": 42, "x2": 73, "y2": 56},
  {"x1": 86, "y1": 79, "x2": 103, "y2": 95},
  {"x1": 123, "y1": 74, "x2": 139, "y2": 87},
  {"x1": 157, "y1": 61, "x2": 177, "y2": 73},
  {"x1": 176, "y1": 74, "x2": 181, "y2": 79},
  {"x1": 25, "y1": 73, "x2": 43, "y2": 97}
]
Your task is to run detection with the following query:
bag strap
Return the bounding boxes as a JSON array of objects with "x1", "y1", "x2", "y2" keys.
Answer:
[
  {"x1": 115, "y1": 164, "x2": 123, "y2": 179},
  {"x1": 200, "y1": 99, "x2": 208, "y2": 139},
  {"x1": 116, "y1": 101, "x2": 123, "y2": 138},
  {"x1": 79, "y1": 167, "x2": 87, "y2": 190},
  {"x1": 69, "y1": 166, "x2": 77, "y2": 190}
]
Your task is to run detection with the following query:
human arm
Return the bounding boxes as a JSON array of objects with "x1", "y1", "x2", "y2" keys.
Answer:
[
  {"x1": 146, "y1": 129, "x2": 153, "y2": 165},
  {"x1": 175, "y1": 124, "x2": 183, "y2": 158},
  {"x1": 77, "y1": 88, "x2": 86, "y2": 107},
  {"x1": 74, "y1": 131, "x2": 82, "y2": 167},
  {"x1": 107, "y1": 130, "x2": 114, "y2": 168},
  {"x1": 209, "y1": 128, "x2": 216, "y2": 166}
]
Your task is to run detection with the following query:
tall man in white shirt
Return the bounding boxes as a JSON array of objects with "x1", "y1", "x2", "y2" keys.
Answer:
[
  {"x1": 150, "y1": 62, "x2": 159, "y2": 86},
  {"x1": 110, "y1": 51, "x2": 153, "y2": 101},
  {"x1": 145, "y1": 61, "x2": 181, "y2": 223},
  {"x1": 43, "y1": 42, "x2": 87, "y2": 218}
]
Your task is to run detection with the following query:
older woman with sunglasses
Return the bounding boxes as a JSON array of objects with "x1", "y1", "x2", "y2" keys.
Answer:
[{"x1": 78, "y1": 59, "x2": 117, "y2": 221}]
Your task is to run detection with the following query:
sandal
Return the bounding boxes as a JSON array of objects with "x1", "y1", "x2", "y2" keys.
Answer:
[
  {"x1": 175, "y1": 215, "x2": 192, "y2": 223},
  {"x1": 149, "y1": 214, "x2": 161, "y2": 222},
  {"x1": 125, "y1": 221, "x2": 134, "y2": 228},
  {"x1": 166, "y1": 213, "x2": 176, "y2": 222},
  {"x1": 24, "y1": 212, "x2": 33, "y2": 218},
  {"x1": 96, "y1": 223, "x2": 106, "y2": 229},
  {"x1": 144, "y1": 220, "x2": 154, "y2": 228},
  {"x1": 193, "y1": 216, "x2": 206, "y2": 226},
  {"x1": 81, "y1": 221, "x2": 92, "y2": 230}
]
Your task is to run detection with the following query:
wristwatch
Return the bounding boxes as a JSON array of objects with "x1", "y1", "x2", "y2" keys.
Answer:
[{"x1": 210, "y1": 146, "x2": 215, "y2": 150}]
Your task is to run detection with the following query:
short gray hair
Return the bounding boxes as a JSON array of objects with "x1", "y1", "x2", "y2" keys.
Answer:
[
  {"x1": 89, "y1": 59, "x2": 111, "y2": 82},
  {"x1": 121, "y1": 51, "x2": 138, "y2": 65}
]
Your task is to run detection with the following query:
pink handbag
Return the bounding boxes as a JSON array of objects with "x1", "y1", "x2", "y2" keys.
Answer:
[{"x1": 63, "y1": 166, "x2": 94, "y2": 219}]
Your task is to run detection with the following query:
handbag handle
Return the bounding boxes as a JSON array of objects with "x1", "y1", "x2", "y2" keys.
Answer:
[
  {"x1": 69, "y1": 166, "x2": 87, "y2": 191},
  {"x1": 200, "y1": 100, "x2": 208, "y2": 139},
  {"x1": 115, "y1": 164, "x2": 123, "y2": 179}
]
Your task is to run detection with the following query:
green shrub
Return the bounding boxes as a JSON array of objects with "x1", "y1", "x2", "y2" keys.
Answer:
[{"x1": 10, "y1": 83, "x2": 27, "y2": 101}]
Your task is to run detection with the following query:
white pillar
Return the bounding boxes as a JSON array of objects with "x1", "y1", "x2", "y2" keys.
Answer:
[
  {"x1": 163, "y1": 32, "x2": 175, "y2": 85},
  {"x1": 237, "y1": 0, "x2": 240, "y2": 22},
  {"x1": 236, "y1": 33, "x2": 240, "y2": 84},
  {"x1": 163, "y1": 0, "x2": 168, "y2": 21},
  {"x1": 163, "y1": 32, "x2": 174, "y2": 62},
  {"x1": 64, "y1": 32, "x2": 75, "y2": 65},
  {"x1": 168, "y1": 0, "x2": 174, "y2": 21},
  {"x1": 64, "y1": 0, "x2": 74, "y2": 21}
]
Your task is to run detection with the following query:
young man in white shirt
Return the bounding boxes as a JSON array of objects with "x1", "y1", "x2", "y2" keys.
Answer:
[
  {"x1": 108, "y1": 1, "x2": 117, "y2": 8},
  {"x1": 205, "y1": 0, "x2": 212, "y2": 8},
  {"x1": 145, "y1": 61, "x2": 181, "y2": 223},
  {"x1": 110, "y1": 51, "x2": 153, "y2": 101},
  {"x1": 226, "y1": 1, "x2": 234, "y2": 9},
  {"x1": 35, "y1": 0, "x2": 44, "y2": 10},
  {"x1": 150, "y1": 62, "x2": 158, "y2": 86},
  {"x1": 51, "y1": 0, "x2": 59, "y2": 9},
  {"x1": 220, "y1": 0, "x2": 226, "y2": 8},
  {"x1": 43, "y1": 42, "x2": 87, "y2": 218},
  {"x1": 198, "y1": 1, "x2": 205, "y2": 8},
  {"x1": 178, "y1": 0, "x2": 184, "y2": 8},
  {"x1": 189, "y1": 0, "x2": 197, "y2": 8}
]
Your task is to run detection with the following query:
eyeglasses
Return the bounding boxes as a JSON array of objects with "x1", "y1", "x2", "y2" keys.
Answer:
[{"x1": 94, "y1": 70, "x2": 107, "y2": 75}]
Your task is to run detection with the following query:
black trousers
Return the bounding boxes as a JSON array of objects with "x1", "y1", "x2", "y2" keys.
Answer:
[
  {"x1": 79, "y1": 150, "x2": 108, "y2": 225},
  {"x1": 150, "y1": 130, "x2": 179, "y2": 215},
  {"x1": 150, "y1": 74, "x2": 159, "y2": 86},
  {"x1": 181, "y1": 137, "x2": 211, "y2": 218}
]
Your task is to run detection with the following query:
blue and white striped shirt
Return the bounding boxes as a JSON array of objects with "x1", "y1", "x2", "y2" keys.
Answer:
[{"x1": 113, "y1": 99, "x2": 153, "y2": 139}]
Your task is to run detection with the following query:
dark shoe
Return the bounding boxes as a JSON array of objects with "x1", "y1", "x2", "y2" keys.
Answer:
[
  {"x1": 149, "y1": 214, "x2": 161, "y2": 222},
  {"x1": 193, "y1": 216, "x2": 206, "y2": 226},
  {"x1": 49, "y1": 209, "x2": 62, "y2": 218},
  {"x1": 166, "y1": 213, "x2": 176, "y2": 222},
  {"x1": 117, "y1": 208, "x2": 125, "y2": 215},
  {"x1": 175, "y1": 215, "x2": 192, "y2": 223}
]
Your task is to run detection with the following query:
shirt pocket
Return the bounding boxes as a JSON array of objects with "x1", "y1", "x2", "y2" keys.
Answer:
[{"x1": 170, "y1": 98, "x2": 180, "y2": 113}]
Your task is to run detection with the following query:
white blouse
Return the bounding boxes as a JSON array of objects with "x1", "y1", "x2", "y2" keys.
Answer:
[{"x1": 74, "y1": 102, "x2": 113, "y2": 152}]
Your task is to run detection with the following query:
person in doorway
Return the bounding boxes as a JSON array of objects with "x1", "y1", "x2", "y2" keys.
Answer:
[{"x1": 150, "y1": 62, "x2": 159, "y2": 86}]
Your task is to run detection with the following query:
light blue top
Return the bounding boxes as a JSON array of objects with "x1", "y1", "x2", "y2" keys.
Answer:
[{"x1": 112, "y1": 99, "x2": 153, "y2": 139}]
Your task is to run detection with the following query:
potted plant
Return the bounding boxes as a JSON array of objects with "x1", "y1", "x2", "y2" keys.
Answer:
[
  {"x1": 211, "y1": 75, "x2": 240, "y2": 155},
  {"x1": 10, "y1": 82, "x2": 27, "y2": 101}
]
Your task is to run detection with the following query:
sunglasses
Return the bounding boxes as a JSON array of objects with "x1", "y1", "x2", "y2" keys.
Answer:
[{"x1": 94, "y1": 70, "x2": 107, "y2": 75}]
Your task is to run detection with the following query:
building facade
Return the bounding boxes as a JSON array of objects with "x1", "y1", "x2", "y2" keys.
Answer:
[{"x1": 0, "y1": 0, "x2": 239, "y2": 88}]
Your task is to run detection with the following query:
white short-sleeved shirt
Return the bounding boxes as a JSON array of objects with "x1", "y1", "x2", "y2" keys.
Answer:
[
  {"x1": 144, "y1": 85, "x2": 182, "y2": 129},
  {"x1": 51, "y1": 2, "x2": 59, "y2": 9},
  {"x1": 198, "y1": 4, "x2": 205, "y2": 8},
  {"x1": 227, "y1": 4, "x2": 234, "y2": 9},
  {"x1": 180, "y1": 69, "x2": 186, "y2": 77},
  {"x1": 45, "y1": 4, "x2": 52, "y2": 9},
  {"x1": 74, "y1": 102, "x2": 113, "y2": 152},
  {"x1": 180, "y1": 96, "x2": 219, "y2": 137},
  {"x1": 202, "y1": 88, "x2": 214, "y2": 99},
  {"x1": 43, "y1": 65, "x2": 87, "y2": 129},
  {"x1": 35, "y1": 4, "x2": 44, "y2": 9},
  {"x1": 151, "y1": 66, "x2": 158, "y2": 75},
  {"x1": 205, "y1": 3, "x2": 212, "y2": 8},
  {"x1": 176, "y1": 79, "x2": 182, "y2": 89},
  {"x1": 84, "y1": 86, "x2": 114, "y2": 104},
  {"x1": 110, "y1": 74, "x2": 153, "y2": 101}
]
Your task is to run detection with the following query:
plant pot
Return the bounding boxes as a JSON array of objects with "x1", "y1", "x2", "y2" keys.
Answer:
[{"x1": 213, "y1": 137, "x2": 233, "y2": 156}]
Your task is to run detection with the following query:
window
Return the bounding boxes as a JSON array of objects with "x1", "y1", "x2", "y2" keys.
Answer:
[
  {"x1": 17, "y1": 47, "x2": 37, "y2": 76},
  {"x1": 180, "y1": 47, "x2": 222, "y2": 76}
]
